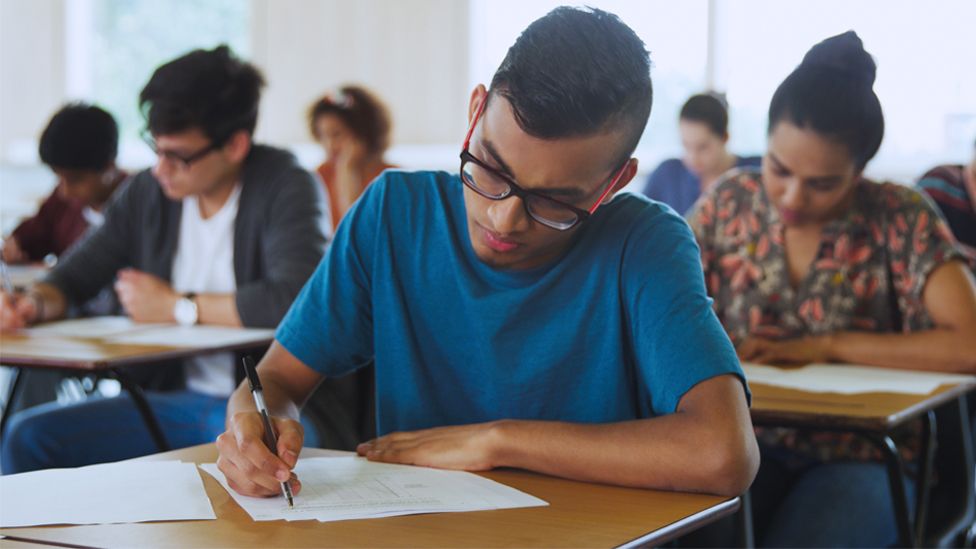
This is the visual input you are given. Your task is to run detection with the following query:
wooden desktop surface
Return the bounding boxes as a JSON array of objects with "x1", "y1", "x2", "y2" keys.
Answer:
[
  {"x1": 0, "y1": 332, "x2": 271, "y2": 371},
  {"x1": 750, "y1": 379, "x2": 976, "y2": 431},
  {"x1": 0, "y1": 444, "x2": 740, "y2": 548}
]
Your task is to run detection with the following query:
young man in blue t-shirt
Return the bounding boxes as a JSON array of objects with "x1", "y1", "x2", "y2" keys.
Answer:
[{"x1": 217, "y1": 7, "x2": 759, "y2": 497}]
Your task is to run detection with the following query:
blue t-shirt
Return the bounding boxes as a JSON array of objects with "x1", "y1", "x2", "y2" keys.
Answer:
[
  {"x1": 642, "y1": 156, "x2": 762, "y2": 216},
  {"x1": 277, "y1": 170, "x2": 746, "y2": 436}
]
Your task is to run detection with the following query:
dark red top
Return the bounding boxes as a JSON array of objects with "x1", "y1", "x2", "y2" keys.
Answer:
[{"x1": 11, "y1": 187, "x2": 89, "y2": 260}]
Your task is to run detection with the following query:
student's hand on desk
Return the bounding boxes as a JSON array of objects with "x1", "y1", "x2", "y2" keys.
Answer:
[
  {"x1": 0, "y1": 292, "x2": 37, "y2": 332},
  {"x1": 115, "y1": 269, "x2": 179, "y2": 323},
  {"x1": 215, "y1": 411, "x2": 304, "y2": 498},
  {"x1": 357, "y1": 422, "x2": 502, "y2": 471},
  {"x1": 737, "y1": 335, "x2": 832, "y2": 364}
]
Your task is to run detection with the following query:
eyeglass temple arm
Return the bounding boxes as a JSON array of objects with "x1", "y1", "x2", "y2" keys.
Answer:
[
  {"x1": 587, "y1": 161, "x2": 629, "y2": 214},
  {"x1": 462, "y1": 94, "x2": 489, "y2": 150}
]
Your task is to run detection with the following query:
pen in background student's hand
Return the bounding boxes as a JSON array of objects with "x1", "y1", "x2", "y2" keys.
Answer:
[
  {"x1": 242, "y1": 356, "x2": 295, "y2": 507},
  {"x1": 0, "y1": 253, "x2": 14, "y2": 295}
]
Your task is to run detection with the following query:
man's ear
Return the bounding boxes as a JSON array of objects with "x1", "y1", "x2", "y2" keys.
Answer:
[
  {"x1": 601, "y1": 158, "x2": 639, "y2": 204},
  {"x1": 223, "y1": 130, "x2": 252, "y2": 163},
  {"x1": 468, "y1": 84, "x2": 488, "y2": 125}
]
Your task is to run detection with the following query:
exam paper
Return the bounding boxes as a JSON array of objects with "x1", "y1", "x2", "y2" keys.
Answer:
[
  {"x1": 104, "y1": 325, "x2": 273, "y2": 348},
  {"x1": 743, "y1": 363, "x2": 976, "y2": 395},
  {"x1": 199, "y1": 457, "x2": 548, "y2": 522},
  {"x1": 0, "y1": 461, "x2": 216, "y2": 527}
]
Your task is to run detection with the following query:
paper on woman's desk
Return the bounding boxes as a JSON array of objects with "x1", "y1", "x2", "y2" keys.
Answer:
[
  {"x1": 743, "y1": 363, "x2": 976, "y2": 395},
  {"x1": 199, "y1": 457, "x2": 548, "y2": 522},
  {"x1": 0, "y1": 461, "x2": 215, "y2": 527}
]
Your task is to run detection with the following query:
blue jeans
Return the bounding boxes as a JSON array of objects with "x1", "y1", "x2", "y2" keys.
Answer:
[
  {"x1": 751, "y1": 447, "x2": 912, "y2": 548},
  {"x1": 1, "y1": 390, "x2": 320, "y2": 474}
]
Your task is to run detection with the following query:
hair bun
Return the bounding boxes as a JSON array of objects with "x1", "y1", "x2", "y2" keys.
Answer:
[{"x1": 800, "y1": 31, "x2": 877, "y2": 87}]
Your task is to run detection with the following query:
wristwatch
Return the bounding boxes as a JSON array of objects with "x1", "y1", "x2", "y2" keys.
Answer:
[{"x1": 173, "y1": 292, "x2": 198, "y2": 326}]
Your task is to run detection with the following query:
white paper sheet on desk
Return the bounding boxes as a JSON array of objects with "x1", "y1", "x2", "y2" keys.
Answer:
[
  {"x1": 104, "y1": 325, "x2": 273, "y2": 347},
  {"x1": 199, "y1": 457, "x2": 548, "y2": 522},
  {"x1": 0, "y1": 461, "x2": 215, "y2": 527},
  {"x1": 7, "y1": 265, "x2": 48, "y2": 288},
  {"x1": 743, "y1": 363, "x2": 976, "y2": 395},
  {"x1": 24, "y1": 316, "x2": 165, "y2": 339}
]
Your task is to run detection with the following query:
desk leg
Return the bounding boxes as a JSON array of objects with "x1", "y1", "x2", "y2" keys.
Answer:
[
  {"x1": 874, "y1": 434, "x2": 914, "y2": 547},
  {"x1": 110, "y1": 369, "x2": 170, "y2": 452},
  {"x1": 737, "y1": 489, "x2": 755, "y2": 548},
  {"x1": 0, "y1": 367, "x2": 24, "y2": 438},
  {"x1": 913, "y1": 410, "x2": 937, "y2": 547}
]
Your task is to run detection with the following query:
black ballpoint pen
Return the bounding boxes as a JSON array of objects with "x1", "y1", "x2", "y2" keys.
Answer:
[{"x1": 242, "y1": 356, "x2": 295, "y2": 507}]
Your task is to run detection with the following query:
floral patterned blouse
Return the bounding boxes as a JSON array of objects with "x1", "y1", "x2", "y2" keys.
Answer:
[{"x1": 688, "y1": 169, "x2": 968, "y2": 463}]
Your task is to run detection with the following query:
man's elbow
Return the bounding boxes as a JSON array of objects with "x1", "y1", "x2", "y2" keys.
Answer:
[{"x1": 699, "y1": 431, "x2": 760, "y2": 497}]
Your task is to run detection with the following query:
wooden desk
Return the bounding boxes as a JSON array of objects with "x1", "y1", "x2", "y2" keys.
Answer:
[
  {"x1": 749, "y1": 375, "x2": 976, "y2": 548},
  {"x1": 0, "y1": 443, "x2": 740, "y2": 548},
  {"x1": 0, "y1": 322, "x2": 272, "y2": 450},
  {"x1": 1, "y1": 331, "x2": 270, "y2": 371},
  {"x1": 751, "y1": 379, "x2": 976, "y2": 431}
]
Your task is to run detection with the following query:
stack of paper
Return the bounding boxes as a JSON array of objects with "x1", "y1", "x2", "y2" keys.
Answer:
[
  {"x1": 200, "y1": 457, "x2": 548, "y2": 522},
  {"x1": 743, "y1": 362, "x2": 976, "y2": 395},
  {"x1": 0, "y1": 461, "x2": 216, "y2": 527}
]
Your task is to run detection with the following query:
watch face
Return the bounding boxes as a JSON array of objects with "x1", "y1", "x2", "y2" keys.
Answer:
[{"x1": 174, "y1": 297, "x2": 198, "y2": 326}]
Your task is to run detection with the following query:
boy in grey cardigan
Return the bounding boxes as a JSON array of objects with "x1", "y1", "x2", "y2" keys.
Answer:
[{"x1": 0, "y1": 46, "x2": 329, "y2": 473}]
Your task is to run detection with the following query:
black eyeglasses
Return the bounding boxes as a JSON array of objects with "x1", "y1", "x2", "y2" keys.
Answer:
[
  {"x1": 459, "y1": 95, "x2": 627, "y2": 231},
  {"x1": 142, "y1": 129, "x2": 222, "y2": 170}
]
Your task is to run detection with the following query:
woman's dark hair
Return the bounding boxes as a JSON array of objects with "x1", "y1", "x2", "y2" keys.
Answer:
[
  {"x1": 489, "y1": 6, "x2": 652, "y2": 167},
  {"x1": 768, "y1": 31, "x2": 884, "y2": 171},
  {"x1": 38, "y1": 103, "x2": 118, "y2": 171},
  {"x1": 680, "y1": 93, "x2": 729, "y2": 137},
  {"x1": 308, "y1": 85, "x2": 393, "y2": 155},
  {"x1": 139, "y1": 45, "x2": 265, "y2": 144}
]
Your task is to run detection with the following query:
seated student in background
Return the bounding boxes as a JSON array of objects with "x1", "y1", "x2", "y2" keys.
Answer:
[
  {"x1": 216, "y1": 6, "x2": 759, "y2": 501},
  {"x1": 0, "y1": 45, "x2": 329, "y2": 474},
  {"x1": 2, "y1": 103, "x2": 126, "y2": 264},
  {"x1": 308, "y1": 85, "x2": 396, "y2": 230},
  {"x1": 917, "y1": 138, "x2": 976, "y2": 259},
  {"x1": 688, "y1": 31, "x2": 976, "y2": 547},
  {"x1": 642, "y1": 93, "x2": 759, "y2": 216}
]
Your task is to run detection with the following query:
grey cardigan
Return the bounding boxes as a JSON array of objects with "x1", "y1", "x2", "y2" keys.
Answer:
[{"x1": 47, "y1": 144, "x2": 330, "y2": 329}]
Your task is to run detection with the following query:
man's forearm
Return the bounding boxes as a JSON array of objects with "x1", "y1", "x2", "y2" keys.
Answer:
[
  {"x1": 197, "y1": 294, "x2": 243, "y2": 327},
  {"x1": 493, "y1": 413, "x2": 758, "y2": 497}
]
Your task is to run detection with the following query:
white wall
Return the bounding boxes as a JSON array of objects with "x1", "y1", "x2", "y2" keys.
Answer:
[
  {"x1": 0, "y1": 0, "x2": 65, "y2": 164},
  {"x1": 252, "y1": 0, "x2": 470, "y2": 150}
]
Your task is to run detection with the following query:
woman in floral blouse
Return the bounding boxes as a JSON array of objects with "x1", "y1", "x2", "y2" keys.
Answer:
[{"x1": 689, "y1": 32, "x2": 976, "y2": 547}]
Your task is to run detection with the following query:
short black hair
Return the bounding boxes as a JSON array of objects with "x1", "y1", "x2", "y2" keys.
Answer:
[
  {"x1": 139, "y1": 45, "x2": 265, "y2": 144},
  {"x1": 768, "y1": 31, "x2": 884, "y2": 171},
  {"x1": 38, "y1": 103, "x2": 118, "y2": 171},
  {"x1": 680, "y1": 93, "x2": 728, "y2": 137},
  {"x1": 489, "y1": 6, "x2": 652, "y2": 166}
]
